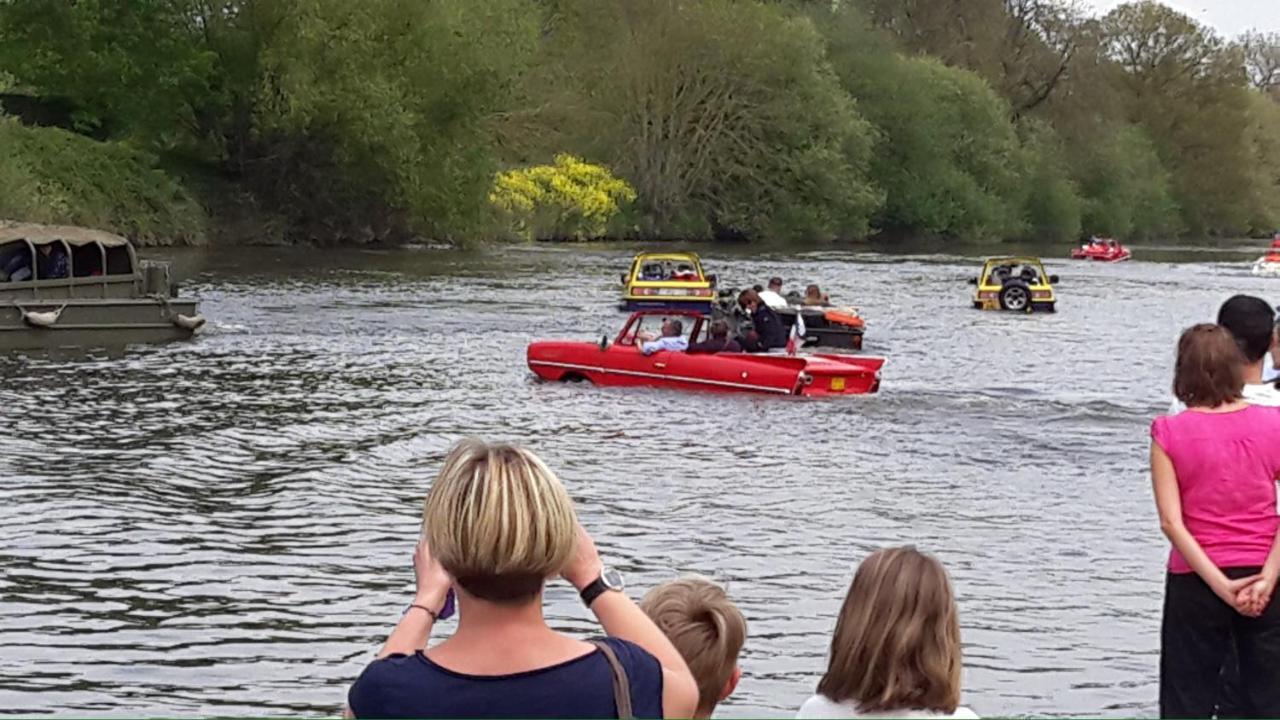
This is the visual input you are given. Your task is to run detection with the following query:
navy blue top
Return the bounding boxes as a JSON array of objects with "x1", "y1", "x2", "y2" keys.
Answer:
[
  {"x1": 752, "y1": 305, "x2": 787, "y2": 349},
  {"x1": 347, "y1": 636, "x2": 664, "y2": 719}
]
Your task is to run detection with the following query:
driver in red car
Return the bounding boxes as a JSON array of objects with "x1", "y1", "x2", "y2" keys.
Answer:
[{"x1": 638, "y1": 318, "x2": 688, "y2": 355}]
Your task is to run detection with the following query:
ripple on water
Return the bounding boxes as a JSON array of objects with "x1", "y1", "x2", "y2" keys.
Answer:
[{"x1": 1, "y1": 244, "x2": 1259, "y2": 716}]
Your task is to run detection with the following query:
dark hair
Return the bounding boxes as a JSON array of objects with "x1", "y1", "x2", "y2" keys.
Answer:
[
  {"x1": 1174, "y1": 324, "x2": 1244, "y2": 408},
  {"x1": 709, "y1": 319, "x2": 729, "y2": 338},
  {"x1": 739, "y1": 289, "x2": 760, "y2": 307},
  {"x1": 1217, "y1": 295, "x2": 1275, "y2": 363},
  {"x1": 668, "y1": 318, "x2": 684, "y2": 335},
  {"x1": 769, "y1": 277, "x2": 783, "y2": 288}
]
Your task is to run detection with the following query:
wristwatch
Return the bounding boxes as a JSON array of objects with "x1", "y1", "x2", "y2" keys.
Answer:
[{"x1": 579, "y1": 566, "x2": 625, "y2": 607}]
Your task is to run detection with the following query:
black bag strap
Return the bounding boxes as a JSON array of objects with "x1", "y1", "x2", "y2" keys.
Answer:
[{"x1": 590, "y1": 640, "x2": 634, "y2": 720}]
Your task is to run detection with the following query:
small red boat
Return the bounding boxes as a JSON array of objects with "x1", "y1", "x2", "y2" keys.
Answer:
[
  {"x1": 527, "y1": 310, "x2": 884, "y2": 397},
  {"x1": 1071, "y1": 237, "x2": 1131, "y2": 262},
  {"x1": 1252, "y1": 236, "x2": 1280, "y2": 277}
]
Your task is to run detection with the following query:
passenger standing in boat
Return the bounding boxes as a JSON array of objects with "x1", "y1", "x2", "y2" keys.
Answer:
[
  {"x1": 797, "y1": 547, "x2": 977, "y2": 719},
  {"x1": 1151, "y1": 325, "x2": 1280, "y2": 718},
  {"x1": 738, "y1": 290, "x2": 787, "y2": 353},
  {"x1": 641, "y1": 577, "x2": 747, "y2": 719},
  {"x1": 803, "y1": 285, "x2": 830, "y2": 307},
  {"x1": 1, "y1": 246, "x2": 32, "y2": 281},
  {"x1": 35, "y1": 244, "x2": 68, "y2": 280},
  {"x1": 687, "y1": 320, "x2": 742, "y2": 354},
  {"x1": 345, "y1": 440, "x2": 698, "y2": 719},
  {"x1": 759, "y1": 277, "x2": 788, "y2": 309}
]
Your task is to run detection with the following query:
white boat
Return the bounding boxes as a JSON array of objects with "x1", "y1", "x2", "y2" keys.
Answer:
[{"x1": 1253, "y1": 257, "x2": 1280, "y2": 277}]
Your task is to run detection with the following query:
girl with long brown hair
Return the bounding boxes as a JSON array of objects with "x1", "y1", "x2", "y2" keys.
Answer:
[{"x1": 797, "y1": 547, "x2": 975, "y2": 719}]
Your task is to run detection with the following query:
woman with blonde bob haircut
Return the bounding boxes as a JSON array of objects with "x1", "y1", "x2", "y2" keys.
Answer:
[
  {"x1": 797, "y1": 547, "x2": 976, "y2": 719},
  {"x1": 347, "y1": 439, "x2": 698, "y2": 719}
]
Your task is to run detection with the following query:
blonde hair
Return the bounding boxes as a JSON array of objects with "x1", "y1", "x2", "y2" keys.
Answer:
[
  {"x1": 423, "y1": 439, "x2": 578, "y2": 603},
  {"x1": 640, "y1": 576, "x2": 747, "y2": 715},
  {"x1": 817, "y1": 547, "x2": 961, "y2": 714}
]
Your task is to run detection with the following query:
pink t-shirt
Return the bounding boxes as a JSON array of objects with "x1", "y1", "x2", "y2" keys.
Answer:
[{"x1": 1151, "y1": 405, "x2": 1280, "y2": 573}]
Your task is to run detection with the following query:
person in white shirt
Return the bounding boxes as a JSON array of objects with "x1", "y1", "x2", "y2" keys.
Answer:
[
  {"x1": 640, "y1": 318, "x2": 688, "y2": 355},
  {"x1": 758, "y1": 277, "x2": 788, "y2": 310},
  {"x1": 797, "y1": 547, "x2": 978, "y2": 720},
  {"x1": 1168, "y1": 295, "x2": 1280, "y2": 414}
]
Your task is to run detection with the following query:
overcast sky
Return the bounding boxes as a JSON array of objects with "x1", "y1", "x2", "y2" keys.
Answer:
[{"x1": 1083, "y1": 0, "x2": 1280, "y2": 37}]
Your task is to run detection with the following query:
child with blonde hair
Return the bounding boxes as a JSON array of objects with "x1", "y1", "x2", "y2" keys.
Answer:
[{"x1": 641, "y1": 577, "x2": 747, "y2": 719}]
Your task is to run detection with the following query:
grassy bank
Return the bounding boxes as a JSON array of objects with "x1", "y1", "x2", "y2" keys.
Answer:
[{"x1": 0, "y1": 119, "x2": 206, "y2": 245}]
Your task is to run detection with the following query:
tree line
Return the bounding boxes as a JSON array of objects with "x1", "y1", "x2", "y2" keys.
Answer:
[{"x1": 0, "y1": 0, "x2": 1277, "y2": 245}]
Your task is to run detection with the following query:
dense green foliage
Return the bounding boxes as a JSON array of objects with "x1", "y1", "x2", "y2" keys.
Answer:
[
  {"x1": 0, "y1": 118, "x2": 205, "y2": 243},
  {"x1": 0, "y1": 0, "x2": 1276, "y2": 244}
]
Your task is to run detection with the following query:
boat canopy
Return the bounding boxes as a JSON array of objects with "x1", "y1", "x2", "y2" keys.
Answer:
[{"x1": 0, "y1": 221, "x2": 131, "y2": 248}]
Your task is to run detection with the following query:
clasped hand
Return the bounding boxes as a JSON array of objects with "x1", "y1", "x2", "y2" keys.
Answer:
[{"x1": 1223, "y1": 574, "x2": 1275, "y2": 617}]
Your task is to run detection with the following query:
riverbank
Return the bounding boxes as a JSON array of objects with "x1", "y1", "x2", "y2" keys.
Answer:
[
  {"x1": 3, "y1": 115, "x2": 1275, "y2": 251},
  {"x1": 0, "y1": 119, "x2": 205, "y2": 245}
]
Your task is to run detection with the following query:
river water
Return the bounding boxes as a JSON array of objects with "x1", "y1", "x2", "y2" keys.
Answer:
[{"x1": 0, "y1": 241, "x2": 1275, "y2": 717}]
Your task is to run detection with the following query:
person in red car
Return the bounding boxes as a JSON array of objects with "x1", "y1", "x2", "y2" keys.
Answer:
[
  {"x1": 639, "y1": 319, "x2": 688, "y2": 355},
  {"x1": 737, "y1": 290, "x2": 786, "y2": 353},
  {"x1": 687, "y1": 320, "x2": 742, "y2": 354}
]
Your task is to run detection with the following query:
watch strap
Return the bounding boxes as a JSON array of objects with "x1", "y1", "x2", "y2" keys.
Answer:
[{"x1": 580, "y1": 577, "x2": 609, "y2": 607}]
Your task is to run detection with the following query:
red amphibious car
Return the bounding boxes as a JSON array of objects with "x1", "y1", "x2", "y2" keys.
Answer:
[
  {"x1": 527, "y1": 311, "x2": 884, "y2": 397},
  {"x1": 1071, "y1": 238, "x2": 1131, "y2": 262}
]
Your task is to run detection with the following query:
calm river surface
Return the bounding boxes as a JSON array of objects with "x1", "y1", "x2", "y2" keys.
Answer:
[{"x1": 1, "y1": 241, "x2": 1276, "y2": 717}]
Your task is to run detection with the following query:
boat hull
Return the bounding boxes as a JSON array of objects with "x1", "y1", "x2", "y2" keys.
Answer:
[
  {"x1": 1253, "y1": 258, "x2": 1280, "y2": 277},
  {"x1": 1071, "y1": 248, "x2": 1131, "y2": 262},
  {"x1": 0, "y1": 298, "x2": 200, "y2": 350},
  {"x1": 776, "y1": 307, "x2": 865, "y2": 351}
]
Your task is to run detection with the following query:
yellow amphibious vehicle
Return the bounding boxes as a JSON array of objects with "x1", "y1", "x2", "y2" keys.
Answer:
[
  {"x1": 619, "y1": 252, "x2": 716, "y2": 312},
  {"x1": 969, "y1": 256, "x2": 1058, "y2": 313}
]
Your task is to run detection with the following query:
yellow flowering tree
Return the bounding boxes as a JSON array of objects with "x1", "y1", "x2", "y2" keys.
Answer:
[{"x1": 490, "y1": 154, "x2": 637, "y2": 240}]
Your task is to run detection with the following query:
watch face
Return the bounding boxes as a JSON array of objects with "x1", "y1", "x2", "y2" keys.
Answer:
[{"x1": 602, "y1": 567, "x2": 625, "y2": 591}]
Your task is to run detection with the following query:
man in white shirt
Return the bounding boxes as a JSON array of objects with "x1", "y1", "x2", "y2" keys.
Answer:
[
  {"x1": 1169, "y1": 295, "x2": 1280, "y2": 413},
  {"x1": 758, "y1": 277, "x2": 788, "y2": 310},
  {"x1": 640, "y1": 318, "x2": 688, "y2": 355}
]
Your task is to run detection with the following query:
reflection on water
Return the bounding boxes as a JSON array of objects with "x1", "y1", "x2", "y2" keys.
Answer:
[{"x1": 1, "y1": 241, "x2": 1277, "y2": 716}]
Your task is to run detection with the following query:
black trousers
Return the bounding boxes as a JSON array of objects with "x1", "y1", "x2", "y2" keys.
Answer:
[{"x1": 1160, "y1": 569, "x2": 1280, "y2": 718}]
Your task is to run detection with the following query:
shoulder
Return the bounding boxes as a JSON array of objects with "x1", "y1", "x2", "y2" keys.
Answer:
[
  {"x1": 596, "y1": 638, "x2": 664, "y2": 717},
  {"x1": 950, "y1": 707, "x2": 980, "y2": 719},
  {"x1": 347, "y1": 654, "x2": 426, "y2": 716},
  {"x1": 597, "y1": 637, "x2": 661, "y2": 676},
  {"x1": 1151, "y1": 412, "x2": 1178, "y2": 448},
  {"x1": 797, "y1": 694, "x2": 853, "y2": 718}
]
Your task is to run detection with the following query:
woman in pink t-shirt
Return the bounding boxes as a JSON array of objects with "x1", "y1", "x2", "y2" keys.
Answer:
[{"x1": 1151, "y1": 324, "x2": 1280, "y2": 717}]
